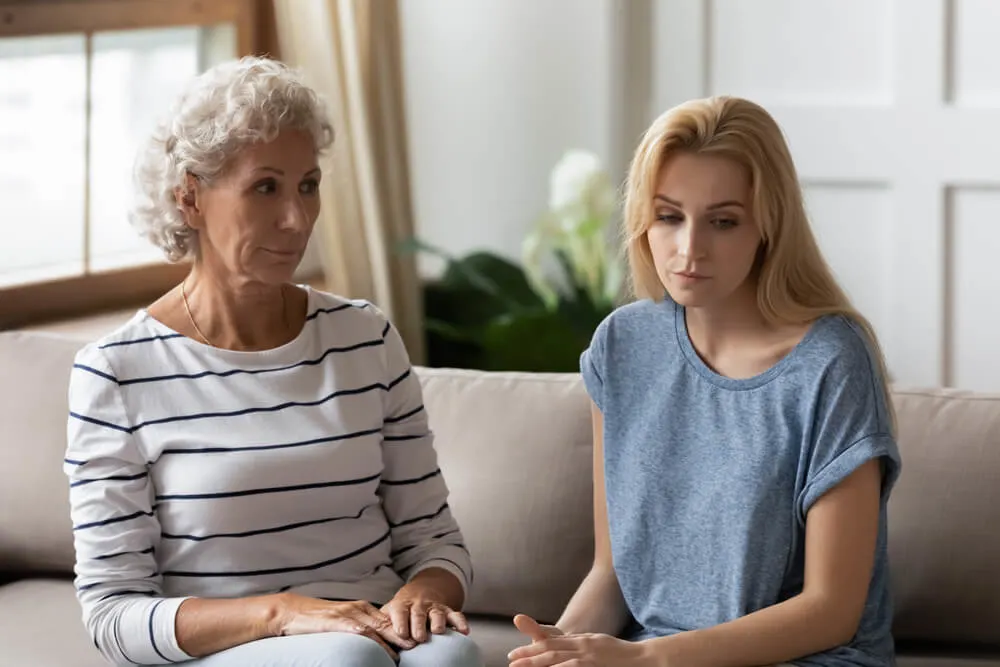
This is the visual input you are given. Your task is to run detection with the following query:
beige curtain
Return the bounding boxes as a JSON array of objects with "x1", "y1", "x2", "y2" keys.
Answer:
[{"x1": 273, "y1": 0, "x2": 424, "y2": 363}]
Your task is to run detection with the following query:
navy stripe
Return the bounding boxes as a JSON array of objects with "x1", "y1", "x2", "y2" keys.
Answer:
[
  {"x1": 391, "y1": 544, "x2": 416, "y2": 558},
  {"x1": 305, "y1": 302, "x2": 368, "y2": 321},
  {"x1": 385, "y1": 404, "x2": 424, "y2": 424},
  {"x1": 74, "y1": 510, "x2": 154, "y2": 531},
  {"x1": 387, "y1": 369, "x2": 410, "y2": 390},
  {"x1": 64, "y1": 458, "x2": 87, "y2": 466},
  {"x1": 96, "y1": 303, "x2": 362, "y2": 350},
  {"x1": 69, "y1": 411, "x2": 131, "y2": 433},
  {"x1": 382, "y1": 468, "x2": 440, "y2": 486},
  {"x1": 79, "y1": 573, "x2": 159, "y2": 591},
  {"x1": 73, "y1": 364, "x2": 118, "y2": 382},
  {"x1": 155, "y1": 473, "x2": 380, "y2": 501},
  {"x1": 389, "y1": 502, "x2": 449, "y2": 529},
  {"x1": 432, "y1": 529, "x2": 462, "y2": 541},
  {"x1": 115, "y1": 617, "x2": 141, "y2": 665},
  {"x1": 381, "y1": 321, "x2": 391, "y2": 338},
  {"x1": 149, "y1": 600, "x2": 173, "y2": 663},
  {"x1": 161, "y1": 506, "x2": 371, "y2": 542},
  {"x1": 130, "y1": 382, "x2": 389, "y2": 432},
  {"x1": 73, "y1": 382, "x2": 393, "y2": 434},
  {"x1": 163, "y1": 530, "x2": 390, "y2": 577},
  {"x1": 390, "y1": 530, "x2": 463, "y2": 558},
  {"x1": 383, "y1": 434, "x2": 424, "y2": 442},
  {"x1": 99, "y1": 590, "x2": 157, "y2": 602},
  {"x1": 93, "y1": 547, "x2": 155, "y2": 561},
  {"x1": 71, "y1": 472, "x2": 148, "y2": 488},
  {"x1": 113, "y1": 340, "x2": 385, "y2": 386},
  {"x1": 160, "y1": 427, "x2": 381, "y2": 456},
  {"x1": 100, "y1": 334, "x2": 184, "y2": 349}
]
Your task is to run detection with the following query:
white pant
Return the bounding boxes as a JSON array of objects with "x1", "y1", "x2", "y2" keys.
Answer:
[{"x1": 174, "y1": 630, "x2": 484, "y2": 667}]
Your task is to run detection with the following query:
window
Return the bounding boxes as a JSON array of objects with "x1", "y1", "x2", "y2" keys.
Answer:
[{"x1": 0, "y1": 0, "x2": 270, "y2": 328}]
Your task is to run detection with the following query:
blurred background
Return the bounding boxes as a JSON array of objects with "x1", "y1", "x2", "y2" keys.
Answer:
[{"x1": 1, "y1": 0, "x2": 998, "y2": 391}]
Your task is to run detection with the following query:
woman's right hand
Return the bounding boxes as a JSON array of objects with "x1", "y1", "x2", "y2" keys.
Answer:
[{"x1": 270, "y1": 593, "x2": 416, "y2": 659}]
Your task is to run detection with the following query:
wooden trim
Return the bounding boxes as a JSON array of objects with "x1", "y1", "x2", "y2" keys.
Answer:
[
  {"x1": 0, "y1": 0, "x2": 245, "y2": 38},
  {"x1": 0, "y1": 262, "x2": 190, "y2": 330}
]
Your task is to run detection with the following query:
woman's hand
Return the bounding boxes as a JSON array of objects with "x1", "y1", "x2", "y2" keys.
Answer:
[
  {"x1": 271, "y1": 593, "x2": 415, "y2": 659},
  {"x1": 508, "y1": 614, "x2": 653, "y2": 667},
  {"x1": 381, "y1": 577, "x2": 470, "y2": 644}
]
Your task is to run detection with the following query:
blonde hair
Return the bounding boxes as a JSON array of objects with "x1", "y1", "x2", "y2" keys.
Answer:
[{"x1": 622, "y1": 96, "x2": 895, "y2": 430}]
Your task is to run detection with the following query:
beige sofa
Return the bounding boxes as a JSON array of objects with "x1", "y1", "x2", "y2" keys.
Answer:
[{"x1": 1, "y1": 329, "x2": 999, "y2": 667}]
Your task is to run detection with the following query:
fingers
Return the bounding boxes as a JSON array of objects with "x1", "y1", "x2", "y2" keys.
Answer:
[
  {"x1": 354, "y1": 603, "x2": 414, "y2": 650},
  {"x1": 507, "y1": 637, "x2": 581, "y2": 663},
  {"x1": 513, "y1": 614, "x2": 551, "y2": 642},
  {"x1": 429, "y1": 606, "x2": 449, "y2": 635},
  {"x1": 508, "y1": 649, "x2": 577, "y2": 667},
  {"x1": 447, "y1": 609, "x2": 470, "y2": 634},
  {"x1": 410, "y1": 604, "x2": 429, "y2": 642},
  {"x1": 382, "y1": 601, "x2": 412, "y2": 642}
]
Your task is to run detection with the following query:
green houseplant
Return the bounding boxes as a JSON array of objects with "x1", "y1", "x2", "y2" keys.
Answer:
[{"x1": 406, "y1": 150, "x2": 625, "y2": 372}]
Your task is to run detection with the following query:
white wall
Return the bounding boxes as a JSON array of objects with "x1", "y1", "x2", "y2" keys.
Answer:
[
  {"x1": 399, "y1": 0, "x2": 616, "y2": 275},
  {"x1": 401, "y1": 0, "x2": 1000, "y2": 390}
]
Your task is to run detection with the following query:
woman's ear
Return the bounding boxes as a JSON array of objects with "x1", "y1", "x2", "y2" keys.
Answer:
[{"x1": 174, "y1": 172, "x2": 204, "y2": 230}]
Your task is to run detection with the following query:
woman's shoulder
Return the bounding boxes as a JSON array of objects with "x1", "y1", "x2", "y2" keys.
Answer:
[
  {"x1": 305, "y1": 287, "x2": 389, "y2": 333},
  {"x1": 591, "y1": 297, "x2": 672, "y2": 349},
  {"x1": 798, "y1": 314, "x2": 882, "y2": 380},
  {"x1": 73, "y1": 310, "x2": 169, "y2": 369}
]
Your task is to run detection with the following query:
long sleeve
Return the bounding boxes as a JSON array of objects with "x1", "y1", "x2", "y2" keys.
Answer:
[
  {"x1": 65, "y1": 346, "x2": 192, "y2": 665},
  {"x1": 375, "y1": 316, "x2": 473, "y2": 600}
]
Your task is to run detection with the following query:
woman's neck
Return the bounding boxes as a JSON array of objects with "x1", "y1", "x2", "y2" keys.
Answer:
[
  {"x1": 682, "y1": 280, "x2": 807, "y2": 379},
  {"x1": 181, "y1": 266, "x2": 303, "y2": 351}
]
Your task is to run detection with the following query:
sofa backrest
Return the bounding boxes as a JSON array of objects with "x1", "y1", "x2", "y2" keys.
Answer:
[
  {"x1": 0, "y1": 331, "x2": 81, "y2": 575},
  {"x1": 1, "y1": 330, "x2": 999, "y2": 648}
]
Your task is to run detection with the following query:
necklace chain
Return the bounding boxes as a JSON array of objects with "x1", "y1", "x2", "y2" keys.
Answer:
[
  {"x1": 181, "y1": 280, "x2": 214, "y2": 347},
  {"x1": 180, "y1": 281, "x2": 291, "y2": 349}
]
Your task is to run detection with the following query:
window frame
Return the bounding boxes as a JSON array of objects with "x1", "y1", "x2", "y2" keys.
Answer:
[{"x1": 0, "y1": 0, "x2": 279, "y2": 329}]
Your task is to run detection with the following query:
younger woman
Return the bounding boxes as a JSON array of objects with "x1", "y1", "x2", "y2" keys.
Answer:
[{"x1": 508, "y1": 96, "x2": 901, "y2": 667}]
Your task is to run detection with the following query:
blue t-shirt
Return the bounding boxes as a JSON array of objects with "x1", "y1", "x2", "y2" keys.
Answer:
[{"x1": 580, "y1": 297, "x2": 902, "y2": 667}]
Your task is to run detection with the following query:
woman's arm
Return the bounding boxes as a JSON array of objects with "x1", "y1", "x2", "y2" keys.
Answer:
[
  {"x1": 377, "y1": 318, "x2": 473, "y2": 596},
  {"x1": 643, "y1": 459, "x2": 883, "y2": 667},
  {"x1": 66, "y1": 350, "x2": 192, "y2": 666},
  {"x1": 554, "y1": 402, "x2": 632, "y2": 637},
  {"x1": 175, "y1": 594, "x2": 410, "y2": 658}
]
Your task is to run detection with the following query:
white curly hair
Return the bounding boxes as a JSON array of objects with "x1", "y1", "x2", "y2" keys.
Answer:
[{"x1": 129, "y1": 56, "x2": 335, "y2": 262}]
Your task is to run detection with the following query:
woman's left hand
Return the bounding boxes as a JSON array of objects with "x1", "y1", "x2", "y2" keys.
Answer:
[
  {"x1": 508, "y1": 616, "x2": 653, "y2": 667},
  {"x1": 381, "y1": 583, "x2": 469, "y2": 644}
]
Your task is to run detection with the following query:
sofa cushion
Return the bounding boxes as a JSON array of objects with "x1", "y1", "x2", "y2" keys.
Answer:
[
  {"x1": 466, "y1": 616, "x2": 529, "y2": 667},
  {"x1": 416, "y1": 367, "x2": 594, "y2": 623},
  {"x1": 888, "y1": 388, "x2": 1000, "y2": 647},
  {"x1": 0, "y1": 332, "x2": 83, "y2": 576},
  {"x1": 0, "y1": 578, "x2": 106, "y2": 667}
]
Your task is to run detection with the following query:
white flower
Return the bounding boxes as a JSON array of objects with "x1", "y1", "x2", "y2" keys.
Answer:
[{"x1": 549, "y1": 149, "x2": 605, "y2": 211}]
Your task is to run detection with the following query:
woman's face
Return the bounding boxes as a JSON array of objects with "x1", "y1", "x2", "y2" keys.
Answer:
[
  {"x1": 186, "y1": 129, "x2": 321, "y2": 285},
  {"x1": 647, "y1": 152, "x2": 762, "y2": 309}
]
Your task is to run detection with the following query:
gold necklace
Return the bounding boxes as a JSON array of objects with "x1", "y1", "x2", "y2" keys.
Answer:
[
  {"x1": 181, "y1": 280, "x2": 214, "y2": 347},
  {"x1": 180, "y1": 281, "x2": 290, "y2": 349}
]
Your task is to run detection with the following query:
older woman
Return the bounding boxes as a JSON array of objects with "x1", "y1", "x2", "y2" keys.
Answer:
[{"x1": 64, "y1": 56, "x2": 482, "y2": 667}]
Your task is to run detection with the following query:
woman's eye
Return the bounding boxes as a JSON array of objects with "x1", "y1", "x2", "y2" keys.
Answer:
[
  {"x1": 712, "y1": 218, "x2": 738, "y2": 230},
  {"x1": 299, "y1": 179, "x2": 319, "y2": 195},
  {"x1": 655, "y1": 213, "x2": 684, "y2": 225},
  {"x1": 253, "y1": 179, "x2": 277, "y2": 194}
]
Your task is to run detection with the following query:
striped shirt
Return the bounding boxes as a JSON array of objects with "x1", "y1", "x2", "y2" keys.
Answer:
[{"x1": 64, "y1": 286, "x2": 471, "y2": 665}]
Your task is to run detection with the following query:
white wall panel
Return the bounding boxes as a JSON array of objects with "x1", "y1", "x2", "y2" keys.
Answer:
[
  {"x1": 948, "y1": 0, "x2": 1000, "y2": 106},
  {"x1": 948, "y1": 188, "x2": 1000, "y2": 391}
]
